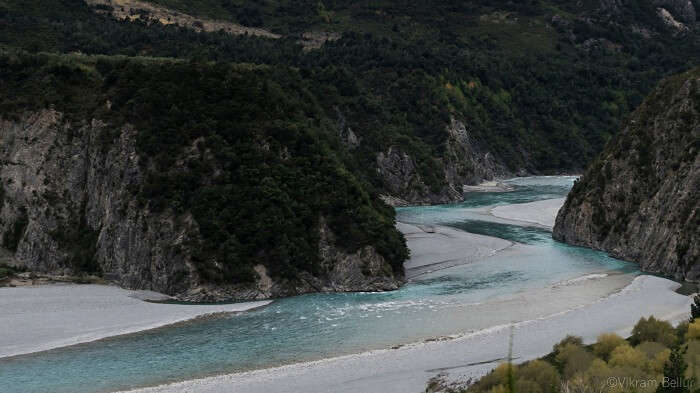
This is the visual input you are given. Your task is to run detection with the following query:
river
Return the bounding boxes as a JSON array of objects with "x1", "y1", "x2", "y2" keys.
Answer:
[{"x1": 0, "y1": 176, "x2": 643, "y2": 393}]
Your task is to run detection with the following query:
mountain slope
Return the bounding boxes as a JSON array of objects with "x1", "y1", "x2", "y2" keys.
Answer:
[
  {"x1": 2, "y1": 0, "x2": 699, "y2": 204},
  {"x1": 0, "y1": 1, "x2": 699, "y2": 298},
  {"x1": 0, "y1": 53, "x2": 407, "y2": 300},
  {"x1": 554, "y1": 68, "x2": 699, "y2": 279}
]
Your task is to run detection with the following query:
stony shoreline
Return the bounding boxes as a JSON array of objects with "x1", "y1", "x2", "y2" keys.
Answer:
[
  {"x1": 0, "y1": 284, "x2": 271, "y2": 358},
  {"x1": 119, "y1": 275, "x2": 691, "y2": 393}
]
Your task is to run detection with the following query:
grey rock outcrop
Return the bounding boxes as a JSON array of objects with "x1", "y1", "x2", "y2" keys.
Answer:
[
  {"x1": 181, "y1": 217, "x2": 403, "y2": 301},
  {"x1": 444, "y1": 118, "x2": 508, "y2": 188},
  {"x1": 0, "y1": 110, "x2": 196, "y2": 295},
  {"x1": 657, "y1": 7, "x2": 690, "y2": 33},
  {"x1": 553, "y1": 69, "x2": 700, "y2": 280},
  {"x1": 376, "y1": 118, "x2": 509, "y2": 206},
  {"x1": 0, "y1": 110, "x2": 403, "y2": 301},
  {"x1": 653, "y1": 0, "x2": 697, "y2": 23},
  {"x1": 601, "y1": 0, "x2": 697, "y2": 23},
  {"x1": 376, "y1": 146, "x2": 447, "y2": 205}
]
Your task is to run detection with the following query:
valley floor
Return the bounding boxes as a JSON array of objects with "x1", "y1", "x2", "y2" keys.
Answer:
[
  {"x1": 119, "y1": 275, "x2": 691, "y2": 393},
  {"x1": 0, "y1": 207, "x2": 525, "y2": 361},
  {"x1": 1, "y1": 195, "x2": 692, "y2": 393},
  {"x1": 117, "y1": 196, "x2": 691, "y2": 393},
  {"x1": 0, "y1": 284, "x2": 271, "y2": 358}
]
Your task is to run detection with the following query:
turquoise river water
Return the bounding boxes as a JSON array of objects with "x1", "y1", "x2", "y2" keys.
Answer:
[{"x1": 0, "y1": 176, "x2": 638, "y2": 393}]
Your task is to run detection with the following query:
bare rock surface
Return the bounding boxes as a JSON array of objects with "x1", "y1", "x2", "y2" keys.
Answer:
[
  {"x1": 0, "y1": 110, "x2": 402, "y2": 301},
  {"x1": 376, "y1": 118, "x2": 510, "y2": 206},
  {"x1": 554, "y1": 69, "x2": 699, "y2": 280}
]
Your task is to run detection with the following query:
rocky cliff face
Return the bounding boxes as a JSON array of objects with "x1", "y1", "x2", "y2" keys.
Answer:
[
  {"x1": 653, "y1": 0, "x2": 697, "y2": 24},
  {"x1": 0, "y1": 110, "x2": 195, "y2": 293},
  {"x1": 599, "y1": 0, "x2": 698, "y2": 26},
  {"x1": 553, "y1": 69, "x2": 700, "y2": 280},
  {"x1": 376, "y1": 118, "x2": 509, "y2": 206},
  {"x1": 0, "y1": 110, "x2": 402, "y2": 301}
]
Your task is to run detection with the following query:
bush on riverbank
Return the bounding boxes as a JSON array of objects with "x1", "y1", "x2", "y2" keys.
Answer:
[{"x1": 438, "y1": 310, "x2": 700, "y2": 393}]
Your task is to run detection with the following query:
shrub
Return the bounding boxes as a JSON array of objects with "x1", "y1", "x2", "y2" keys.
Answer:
[
  {"x1": 514, "y1": 379, "x2": 541, "y2": 393},
  {"x1": 580, "y1": 359, "x2": 613, "y2": 392},
  {"x1": 593, "y1": 333, "x2": 627, "y2": 360},
  {"x1": 691, "y1": 295, "x2": 700, "y2": 321},
  {"x1": 684, "y1": 340, "x2": 700, "y2": 382},
  {"x1": 677, "y1": 320, "x2": 690, "y2": 342},
  {"x1": 631, "y1": 316, "x2": 677, "y2": 347},
  {"x1": 486, "y1": 385, "x2": 506, "y2": 393},
  {"x1": 659, "y1": 346, "x2": 693, "y2": 393},
  {"x1": 0, "y1": 265, "x2": 14, "y2": 279},
  {"x1": 556, "y1": 343, "x2": 595, "y2": 379},
  {"x1": 468, "y1": 363, "x2": 512, "y2": 393},
  {"x1": 608, "y1": 344, "x2": 647, "y2": 370},
  {"x1": 636, "y1": 341, "x2": 670, "y2": 358},
  {"x1": 516, "y1": 360, "x2": 560, "y2": 393},
  {"x1": 553, "y1": 335, "x2": 584, "y2": 356},
  {"x1": 686, "y1": 320, "x2": 700, "y2": 341},
  {"x1": 650, "y1": 348, "x2": 672, "y2": 374}
]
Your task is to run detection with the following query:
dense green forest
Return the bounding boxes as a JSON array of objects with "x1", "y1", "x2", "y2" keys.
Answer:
[
  {"x1": 0, "y1": 0, "x2": 698, "y2": 283},
  {"x1": 0, "y1": 51, "x2": 407, "y2": 282},
  {"x1": 2, "y1": 0, "x2": 698, "y2": 188}
]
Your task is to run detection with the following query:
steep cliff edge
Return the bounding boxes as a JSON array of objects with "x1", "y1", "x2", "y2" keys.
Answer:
[
  {"x1": 376, "y1": 118, "x2": 509, "y2": 206},
  {"x1": 0, "y1": 53, "x2": 407, "y2": 301},
  {"x1": 0, "y1": 110, "x2": 196, "y2": 294},
  {"x1": 553, "y1": 68, "x2": 700, "y2": 280}
]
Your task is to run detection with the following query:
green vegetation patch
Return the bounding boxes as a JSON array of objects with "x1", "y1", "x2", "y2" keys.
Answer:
[{"x1": 465, "y1": 315, "x2": 700, "y2": 393}]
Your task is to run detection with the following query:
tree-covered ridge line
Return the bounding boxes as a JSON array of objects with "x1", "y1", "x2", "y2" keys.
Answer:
[
  {"x1": 0, "y1": 50, "x2": 408, "y2": 284},
  {"x1": 1, "y1": 0, "x2": 698, "y2": 204}
]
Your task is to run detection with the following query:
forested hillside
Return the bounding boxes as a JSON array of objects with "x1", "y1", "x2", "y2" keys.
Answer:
[
  {"x1": 0, "y1": 0, "x2": 698, "y2": 298},
  {"x1": 2, "y1": 0, "x2": 699, "y2": 203},
  {"x1": 0, "y1": 52, "x2": 407, "y2": 300}
]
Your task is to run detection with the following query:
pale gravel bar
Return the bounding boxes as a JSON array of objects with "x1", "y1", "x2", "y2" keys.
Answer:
[
  {"x1": 490, "y1": 198, "x2": 566, "y2": 229},
  {"x1": 0, "y1": 284, "x2": 271, "y2": 358},
  {"x1": 398, "y1": 222, "x2": 513, "y2": 278}
]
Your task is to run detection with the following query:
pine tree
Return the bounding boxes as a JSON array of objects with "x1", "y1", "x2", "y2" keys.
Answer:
[{"x1": 657, "y1": 346, "x2": 693, "y2": 393}]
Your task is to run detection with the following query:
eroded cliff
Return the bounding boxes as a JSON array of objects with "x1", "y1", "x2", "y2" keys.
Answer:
[
  {"x1": 376, "y1": 118, "x2": 509, "y2": 206},
  {"x1": 553, "y1": 68, "x2": 700, "y2": 280},
  {"x1": 0, "y1": 110, "x2": 404, "y2": 301},
  {"x1": 0, "y1": 53, "x2": 407, "y2": 301}
]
